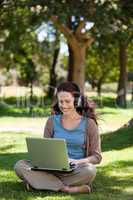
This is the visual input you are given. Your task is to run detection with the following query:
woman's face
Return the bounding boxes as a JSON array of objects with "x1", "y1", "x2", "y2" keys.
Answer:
[{"x1": 57, "y1": 91, "x2": 75, "y2": 114}]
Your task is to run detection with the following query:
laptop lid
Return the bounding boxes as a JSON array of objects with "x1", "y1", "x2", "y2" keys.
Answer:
[{"x1": 26, "y1": 137, "x2": 72, "y2": 172}]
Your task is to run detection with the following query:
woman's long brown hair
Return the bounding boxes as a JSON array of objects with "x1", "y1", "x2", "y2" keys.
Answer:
[{"x1": 51, "y1": 81, "x2": 97, "y2": 124}]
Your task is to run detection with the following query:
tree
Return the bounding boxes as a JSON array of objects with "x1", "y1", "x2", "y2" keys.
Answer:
[
  {"x1": 86, "y1": 39, "x2": 119, "y2": 96},
  {"x1": 92, "y1": 0, "x2": 133, "y2": 107},
  {"x1": 27, "y1": 0, "x2": 96, "y2": 92},
  {"x1": 113, "y1": 0, "x2": 133, "y2": 107},
  {"x1": 0, "y1": 1, "x2": 52, "y2": 92},
  {"x1": 1, "y1": 0, "x2": 132, "y2": 99},
  {"x1": 47, "y1": 30, "x2": 60, "y2": 97},
  {"x1": 127, "y1": 44, "x2": 133, "y2": 102},
  {"x1": 15, "y1": 48, "x2": 38, "y2": 114},
  {"x1": 0, "y1": 0, "x2": 36, "y2": 68},
  {"x1": 51, "y1": 16, "x2": 94, "y2": 92}
]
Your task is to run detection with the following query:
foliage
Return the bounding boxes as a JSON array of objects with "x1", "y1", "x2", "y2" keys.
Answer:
[
  {"x1": 0, "y1": 0, "x2": 133, "y2": 94},
  {"x1": 86, "y1": 42, "x2": 119, "y2": 84},
  {"x1": 127, "y1": 43, "x2": 133, "y2": 72},
  {"x1": 0, "y1": 1, "x2": 52, "y2": 88}
]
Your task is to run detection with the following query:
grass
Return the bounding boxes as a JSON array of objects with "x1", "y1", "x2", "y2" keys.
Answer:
[
  {"x1": 0, "y1": 127, "x2": 133, "y2": 200},
  {"x1": 97, "y1": 106, "x2": 133, "y2": 133},
  {"x1": 0, "y1": 93, "x2": 133, "y2": 199},
  {"x1": 0, "y1": 95, "x2": 132, "y2": 133},
  {"x1": 0, "y1": 96, "x2": 51, "y2": 117}
]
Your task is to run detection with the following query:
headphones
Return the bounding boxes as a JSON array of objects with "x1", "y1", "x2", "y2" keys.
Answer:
[
  {"x1": 70, "y1": 82, "x2": 82, "y2": 108},
  {"x1": 55, "y1": 82, "x2": 82, "y2": 108},
  {"x1": 77, "y1": 95, "x2": 82, "y2": 107}
]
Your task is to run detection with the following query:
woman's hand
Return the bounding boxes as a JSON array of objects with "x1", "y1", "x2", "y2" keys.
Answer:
[
  {"x1": 69, "y1": 158, "x2": 81, "y2": 165},
  {"x1": 69, "y1": 157, "x2": 89, "y2": 165}
]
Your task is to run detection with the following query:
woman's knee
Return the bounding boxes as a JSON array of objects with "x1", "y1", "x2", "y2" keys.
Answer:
[
  {"x1": 81, "y1": 163, "x2": 96, "y2": 182},
  {"x1": 14, "y1": 160, "x2": 28, "y2": 179},
  {"x1": 14, "y1": 160, "x2": 24, "y2": 170},
  {"x1": 86, "y1": 164, "x2": 96, "y2": 176}
]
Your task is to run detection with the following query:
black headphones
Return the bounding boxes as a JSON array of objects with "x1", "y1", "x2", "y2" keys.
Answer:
[
  {"x1": 55, "y1": 82, "x2": 82, "y2": 108},
  {"x1": 70, "y1": 82, "x2": 82, "y2": 108}
]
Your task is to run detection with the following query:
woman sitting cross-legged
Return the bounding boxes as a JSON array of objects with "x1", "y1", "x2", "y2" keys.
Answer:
[{"x1": 14, "y1": 81, "x2": 102, "y2": 193}]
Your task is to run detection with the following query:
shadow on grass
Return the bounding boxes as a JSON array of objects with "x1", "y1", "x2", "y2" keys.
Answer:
[
  {"x1": 0, "y1": 105, "x2": 50, "y2": 117},
  {"x1": 0, "y1": 127, "x2": 133, "y2": 199},
  {"x1": 92, "y1": 160, "x2": 133, "y2": 200},
  {"x1": 0, "y1": 160, "x2": 133, "y2": 200},
  {"x1": 0, "y1": 153, "x2": 28, "y2": 171},
  {"x1": 92, "y1": 96, "x2": 133, "y2": 110},
  {"x1": 0, "y1": 127, "x2": 132, "y2": 171},
  {"x1": 0, "y1": 144, "x2": 16, "y2": 151},
  {"x1": 91, "y1": 96, "x2": 117, "y2": 108},
  {"x1": 101, "y1": 127, "x2": 133, "y2": 152},
  {"x1": 0, "y1": 181, "x2": 69, "y2": 200},
  {"x1": 0, "y1": 96, "x2": 52, "y2": 117}
]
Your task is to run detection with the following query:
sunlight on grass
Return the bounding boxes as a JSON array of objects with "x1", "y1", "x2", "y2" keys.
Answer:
[
  {"x1": 0, "y1": 117, "x2": 46, "y2": 134},
  {"x1": 0, "y1": 92, "x2": 133, "y2": 200},
  {"x1": 101, "y1": 147, "x2": 133, "y2": 166},
  {"x1": 0, "y1": 126, "x2": 133, "y2": 200},
  {"x1": 0, "y1": 94, "x2": 132, "y2": 134},
  {"x1": 97, "y1": 107, "x2": 133, "y2": 133}
]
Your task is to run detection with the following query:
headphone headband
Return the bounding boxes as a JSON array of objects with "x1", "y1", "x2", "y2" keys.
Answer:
[{"x1": 71, "y1": 82, "x2": 80, "y2": 93}]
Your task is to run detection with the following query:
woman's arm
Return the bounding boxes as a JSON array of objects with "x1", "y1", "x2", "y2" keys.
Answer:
[
  {"x1": 71, "y1": 118, "x2": 102, "y2": 165},
  {"x1": 43, "y1": 117, "x2": 54, "y2": 138},
  {"x1": 85, "y1": 118, "x2": 102, "y2": 164}
]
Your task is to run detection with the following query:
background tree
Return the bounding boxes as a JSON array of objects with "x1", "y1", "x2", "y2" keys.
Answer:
[
  {"x1": 92, "y1": 0, "x2": 133, "y2": 107},
  {"x1": 47, "y1": 29, "x2": 60, "y2": 97},
  {"x1": 86, "y1": 38, "x2": 119, "y2": 96},
  {"x1": 115, "y1": 0, "x2": 133, "y2": 107},
  {"x1": 28, "y1": 0, "x2": 96, "y2": 92},
  {"x1": 1, "y1": 0, "x2": 132, "y2": 100}
]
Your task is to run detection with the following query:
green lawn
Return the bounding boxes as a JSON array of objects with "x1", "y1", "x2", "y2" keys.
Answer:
[
  {"x1": 0, "y1": 95, "x2": 133, "y2": 199},
  {"x1": 0, "y1": 95, "x2": 132, "y2": 133},
  {"x1": 0, "y1": 127, "x2": 133, "y2": 200}
]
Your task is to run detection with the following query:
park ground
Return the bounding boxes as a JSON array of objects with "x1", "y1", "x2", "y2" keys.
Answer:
[{"x1": 0, "y1": 87, "x2": 133, "y2": 200}]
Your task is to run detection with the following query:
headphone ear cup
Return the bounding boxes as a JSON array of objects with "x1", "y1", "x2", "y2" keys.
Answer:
[
  {"x1": 77, "y1": 96, "x2": 82, "y2": 107},
  {"x1": 74, "y1": 96, "x2": 79, "y2": 107}
]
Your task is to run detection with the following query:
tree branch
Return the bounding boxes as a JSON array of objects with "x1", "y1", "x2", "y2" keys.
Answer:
[
  {"x1": 50, "y1": 16, "x2": 74, "y2": 41},
  {"x1": 75, "y1": 21, "x2": 94, "y2": 48},
  {"x1": 75, "y1": 20, "x2": 86, "y2": 39},
  {"x1": 85, "y1": 37, "x2": 95, "y2": 48}
]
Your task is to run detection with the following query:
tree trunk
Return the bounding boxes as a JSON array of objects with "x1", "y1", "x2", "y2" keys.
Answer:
[
  {"x1": 131, "y1": 82, "x2": 133, "y2": 102},
  {"x1": 91, "y1": 80, "x2": 97, "y2": 90},
  {"x1": 116, "y1": 42, "x2": 127, "y2": 108},
  {"x1": 51, "y1": 17, "x2": 94, "y2": 93},
  {"x1": 29, "y1": 82, "x2": 33, "y2": 114},
  {"x1": 67, "y1": 17, "x2": 74, "y2": 81},
  {"x1": 72, "y1": 46, "x2": 86, "y2": 93},
  {"x1": 97, "y1": 79, "x2": 102, "y2": 96},
  {"x1": 47, "y1": 48, "x2": 59, "y2": 97},
  {"x1": 47, "y1": 33, "x2": 60, "y2": 97},
  {"x1": 67, "y1": 44, "x2": 74, "y2": 81}
]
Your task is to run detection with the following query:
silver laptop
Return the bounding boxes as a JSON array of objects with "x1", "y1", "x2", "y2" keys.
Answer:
[{"x1": 26, "y1": 137, "x2": 75, "y2": 172}]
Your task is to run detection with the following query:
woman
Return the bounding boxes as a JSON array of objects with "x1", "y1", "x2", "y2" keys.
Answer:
[{"x1": 14, "y1": 81, "x2": 102, "y2": 193}]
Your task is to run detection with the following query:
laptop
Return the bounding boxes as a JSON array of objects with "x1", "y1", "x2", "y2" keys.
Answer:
[{"x1": 26, "y1": 137, "x2": 76, "y2": 172}]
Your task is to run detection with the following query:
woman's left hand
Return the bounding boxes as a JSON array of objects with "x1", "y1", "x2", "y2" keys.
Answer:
[
  {"x1": 69, "y1": 157, "x2": 89, "y2": 165},
  {"x1": 69, "y1": 158, "x2": 80, "y2": 165}
]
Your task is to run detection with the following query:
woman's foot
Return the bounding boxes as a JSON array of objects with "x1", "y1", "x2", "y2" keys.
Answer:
[
  {"x1": 60, "y1": 184, "x2": 91, "y2": 193},
  {"x1": 24, "y1": 181, "x2": 32, "y2": 191}
]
